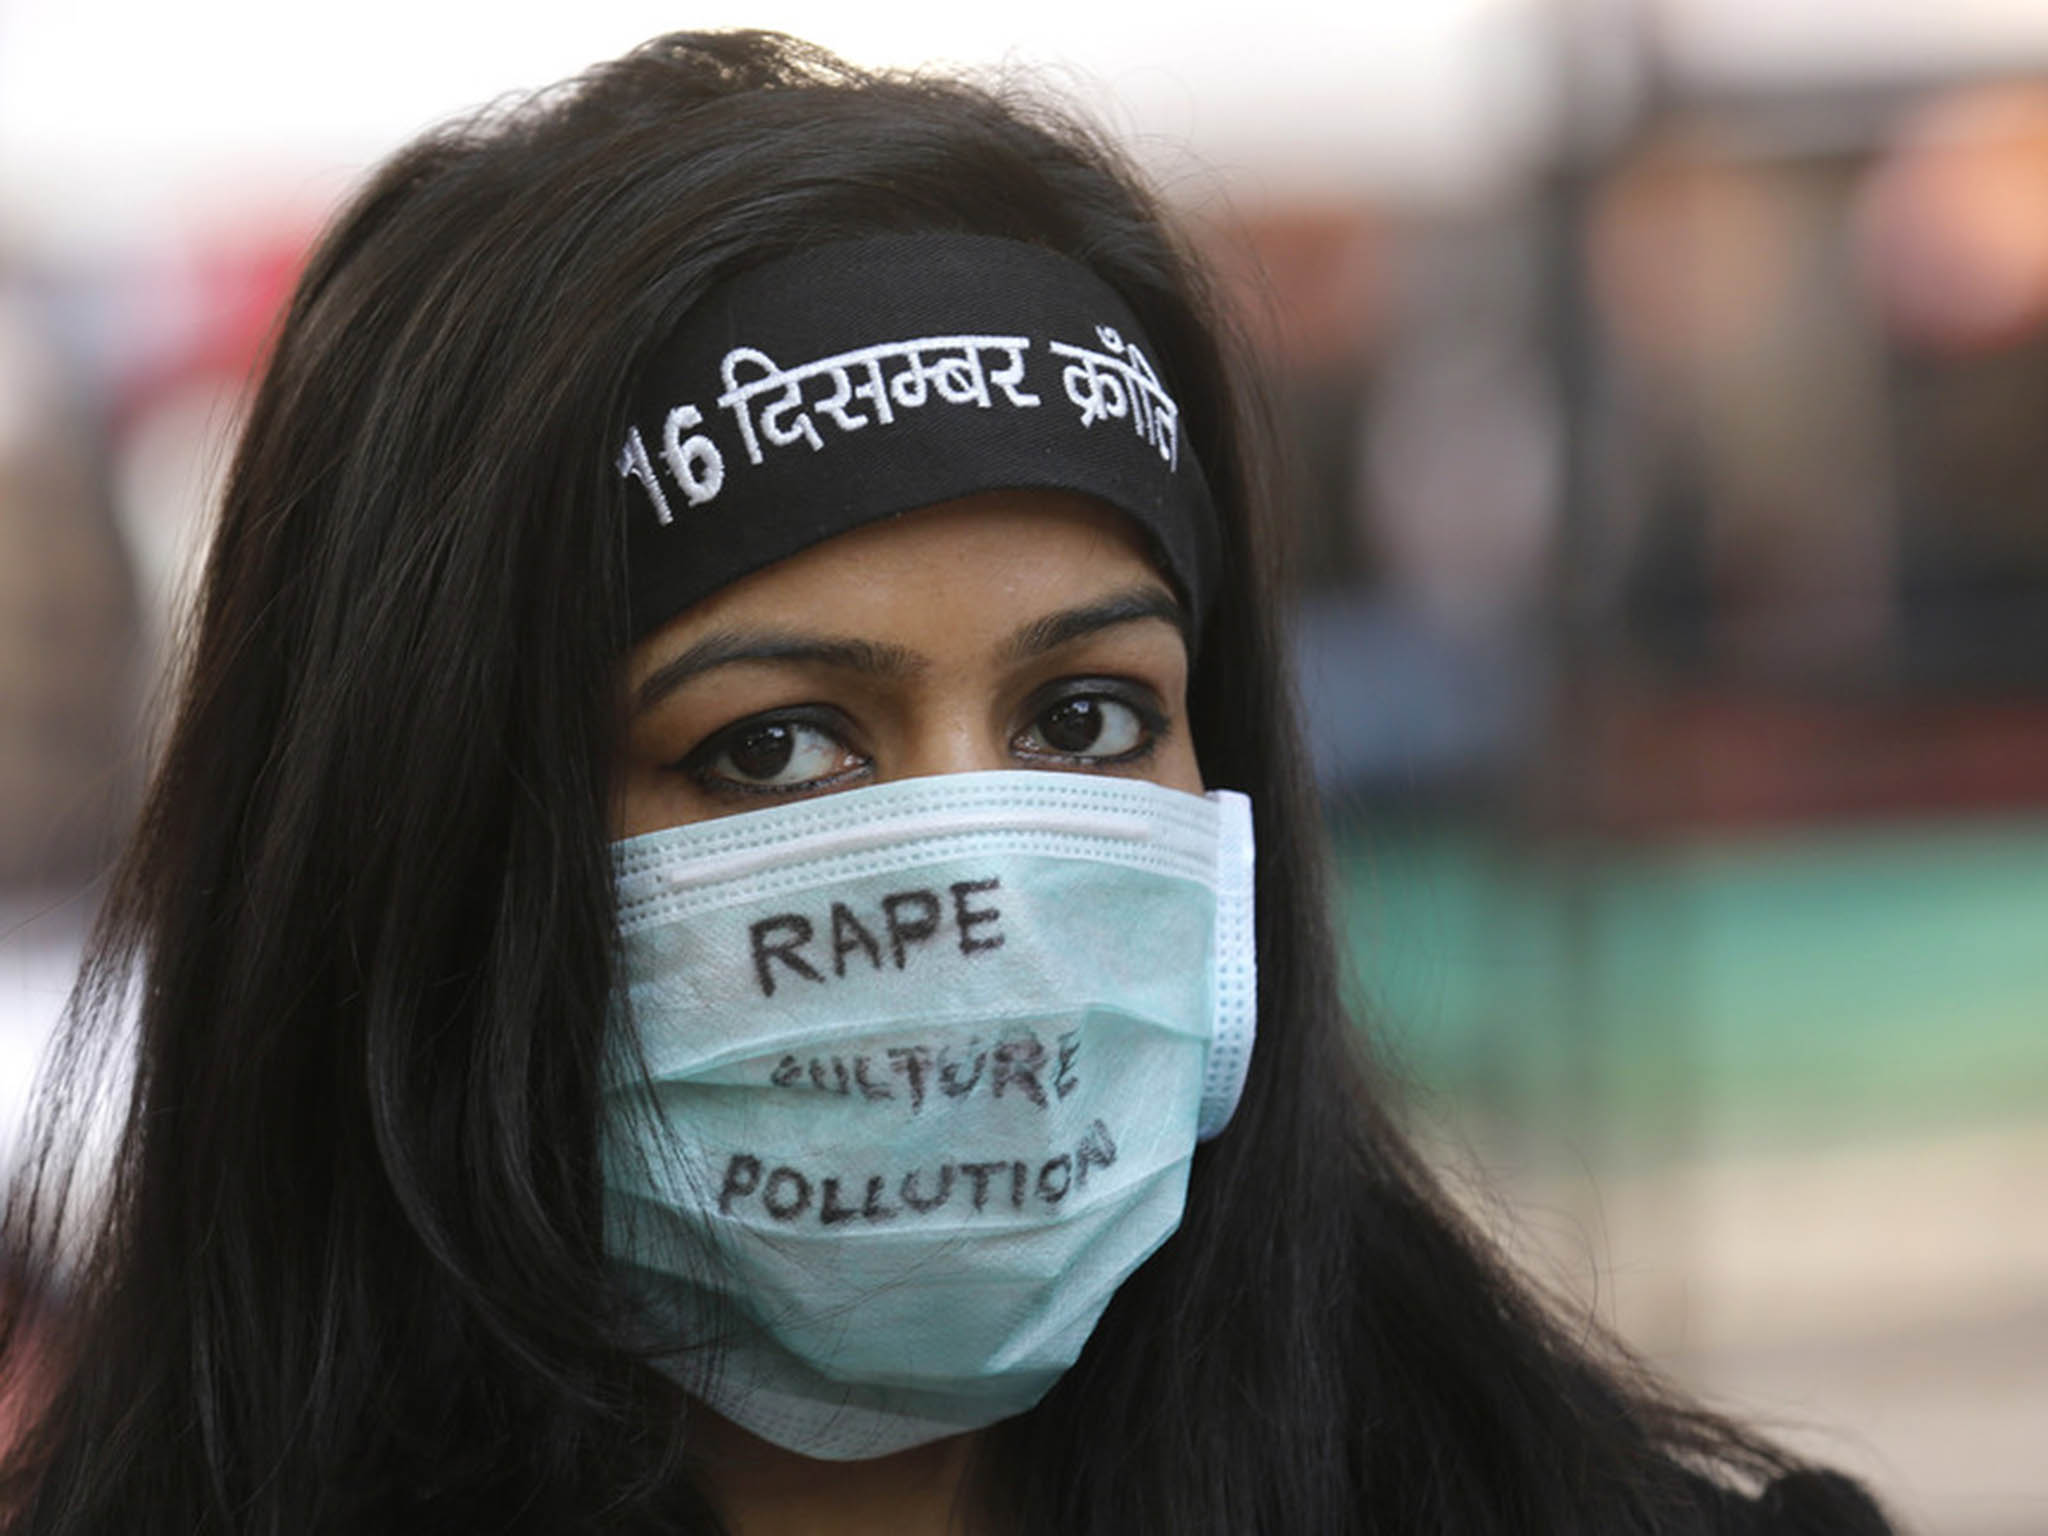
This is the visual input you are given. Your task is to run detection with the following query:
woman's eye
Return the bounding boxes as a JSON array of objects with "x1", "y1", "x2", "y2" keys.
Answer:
[
  {"x1": 1016, "y1": 692, "x2": 1157, "y2": 763},
  {"x1": 687, "y1": 715, "x2": 863, "y2": 792}
]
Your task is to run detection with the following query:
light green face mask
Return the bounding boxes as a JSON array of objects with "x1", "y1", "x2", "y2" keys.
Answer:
[{"x1": 602, "y1": 769, "x2": 1256, "y2": 1461}]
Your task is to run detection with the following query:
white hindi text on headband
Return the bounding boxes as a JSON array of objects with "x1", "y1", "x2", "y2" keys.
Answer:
[{"x1": 616, "y1": 325, "x2": 1183, "y2": 525}]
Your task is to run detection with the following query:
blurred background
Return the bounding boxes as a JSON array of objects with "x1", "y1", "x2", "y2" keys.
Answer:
[{"x1": 2, "y1": 1, "x2": 2045, "y2": 1528}]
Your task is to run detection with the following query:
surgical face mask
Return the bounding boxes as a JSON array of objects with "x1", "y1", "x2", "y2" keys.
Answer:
[{"x1": 601, "y1": 769, "x2": 1256, "y2": 1461}]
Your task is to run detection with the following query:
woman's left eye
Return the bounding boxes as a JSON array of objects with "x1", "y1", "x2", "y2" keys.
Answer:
[{"x1": 1014, "y1": 690, "x2": 1160, "y2": 764}]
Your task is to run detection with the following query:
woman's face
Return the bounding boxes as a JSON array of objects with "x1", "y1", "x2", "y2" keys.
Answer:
[{"x1": 616, "y1": 490, "x2": 1203, "y2": 837}]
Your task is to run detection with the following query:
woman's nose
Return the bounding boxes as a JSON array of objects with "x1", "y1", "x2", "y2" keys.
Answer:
[{"x1": 891, "y1": 714, "x2": 1009, "y2": 781}]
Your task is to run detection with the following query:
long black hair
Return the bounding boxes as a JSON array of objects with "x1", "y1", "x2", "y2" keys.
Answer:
[{"x1": 1, "y1": 32, "x2": 1892, "y2": 1535}]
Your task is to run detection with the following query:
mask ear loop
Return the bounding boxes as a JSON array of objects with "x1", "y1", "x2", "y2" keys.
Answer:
[{"x1": 1196, "y1": 790, "x2": 1257, "y2": 1141}]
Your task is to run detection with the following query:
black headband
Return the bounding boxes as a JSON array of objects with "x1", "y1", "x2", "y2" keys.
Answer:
[{"x1": 616, "y1": 235, "x2": 1219, "y2": 642}]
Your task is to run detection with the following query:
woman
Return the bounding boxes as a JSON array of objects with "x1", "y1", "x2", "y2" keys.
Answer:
[{"x1": 0, "y1": 30, "x2": 1893, "y2": 1536}]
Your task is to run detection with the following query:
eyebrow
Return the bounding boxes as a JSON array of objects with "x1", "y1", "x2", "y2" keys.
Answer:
[
  {"x1": 631, "y1": 583, "x2": 1187, "y2": 717},
  {"x1": 1000, "y1": 585, "x2": 1188, "y2": 663},
  {"x1": 633, "y1": 632, "x2": 925, "y2": 715}
]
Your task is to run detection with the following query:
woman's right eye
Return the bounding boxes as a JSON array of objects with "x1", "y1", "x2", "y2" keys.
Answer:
[{"x1": 678, "y1": 712, "x2": 867, "y2": 796}]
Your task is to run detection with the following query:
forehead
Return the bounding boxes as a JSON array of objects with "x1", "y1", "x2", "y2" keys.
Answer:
[{"x1": 624, "y1": 490, "x2": 1182, "y2": 680}]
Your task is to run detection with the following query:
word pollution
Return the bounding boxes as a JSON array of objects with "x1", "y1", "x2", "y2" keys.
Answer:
[{"x1": 715, "y1": 1118, "x2": 1120, "y2": 1226}]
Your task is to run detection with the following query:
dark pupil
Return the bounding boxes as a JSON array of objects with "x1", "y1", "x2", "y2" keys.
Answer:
[
  {"x1": 729, "y1": 723, "x2": 795, "y2": 779},
  {"x1": 1041, "y1": 698, "x2": 1103, "y2": 753}
]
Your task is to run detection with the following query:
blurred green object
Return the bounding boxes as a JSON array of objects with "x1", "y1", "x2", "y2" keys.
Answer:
[{"x1": 1332, "y1": 812, "x2": 2048, "y2": 1159}]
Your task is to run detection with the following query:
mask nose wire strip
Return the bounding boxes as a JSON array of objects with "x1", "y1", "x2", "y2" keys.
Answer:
[{"x1": 632, "y1": 807, "x2": 1154, "y2": 893}]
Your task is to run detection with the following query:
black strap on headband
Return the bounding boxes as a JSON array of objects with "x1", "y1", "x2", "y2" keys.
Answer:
[{"x1": 616, "y1": 235, "x2": 1219, "y2": 642}]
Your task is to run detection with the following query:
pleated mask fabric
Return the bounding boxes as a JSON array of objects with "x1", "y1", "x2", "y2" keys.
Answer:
[{"x1": 602, "y1": 770, "x2": 1255, "y2": 1459}]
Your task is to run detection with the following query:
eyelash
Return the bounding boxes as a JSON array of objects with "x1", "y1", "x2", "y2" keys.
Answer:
[
  {"x1": 671, "y1": 704, "x2": 867, "y2": 801},
  {"x1": 669, "y1": 680, "x2": 1170, "y2": 800},
  {"x1": 1013, "y1": 680, "x2": 1167, "y2": 768}
]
